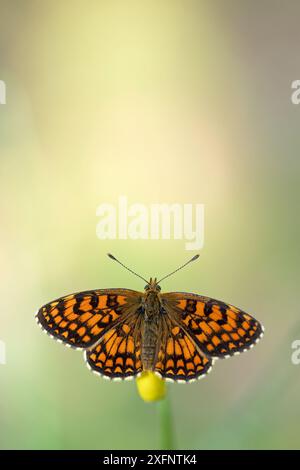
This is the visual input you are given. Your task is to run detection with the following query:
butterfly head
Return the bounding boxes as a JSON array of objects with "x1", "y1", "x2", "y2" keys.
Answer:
[{"x1": 144, "y1": 278, "x2": 161, "y2": 293}]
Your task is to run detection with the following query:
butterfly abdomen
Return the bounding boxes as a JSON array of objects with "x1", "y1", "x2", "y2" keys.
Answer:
[
  {"x1": 141, "y1": 292, "x2": 161, "y2": 370},
  {"x1": 141, "y1": 319, "x2": 160, "y2": 370}
]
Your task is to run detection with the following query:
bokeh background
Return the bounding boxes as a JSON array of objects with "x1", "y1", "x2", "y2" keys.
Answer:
[{"x1": 1, "y1": 0, "x2": 300, "y2": 450}]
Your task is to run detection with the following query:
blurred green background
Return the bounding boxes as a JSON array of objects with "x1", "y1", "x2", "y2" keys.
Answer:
[{"x1": 1, "y1": 0, "x2": 300, "y2": 450}]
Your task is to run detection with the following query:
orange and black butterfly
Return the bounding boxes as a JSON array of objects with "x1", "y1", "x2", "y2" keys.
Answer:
[{"x1": 36, "y1": 254, "x2": 264, "y2": 383}]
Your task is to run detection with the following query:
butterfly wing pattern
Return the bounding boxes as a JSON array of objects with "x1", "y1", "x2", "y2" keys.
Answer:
[
  {"x1": 84, "y1": 311, "x2": 143, "y2": 380},
  {"x1": 36, "y1": 289, "x2": 142, "y2": 347},
  {"x1": 154, "y1": 313, "x2": 213, "y2": 382},
  {"x1": 162, "y1": 292, "x2": 264, "y2": 360},
  {"x1": 37, "y1": 285, "x2": 264, "y2": 383},
  {"x1": 36, "y1": 288, "x2": 146, "y2": 380}
]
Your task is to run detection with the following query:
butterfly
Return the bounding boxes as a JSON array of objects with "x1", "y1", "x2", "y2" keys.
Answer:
[{"x1": 36, "y1": 254, "x2": 264, "y2": 383}]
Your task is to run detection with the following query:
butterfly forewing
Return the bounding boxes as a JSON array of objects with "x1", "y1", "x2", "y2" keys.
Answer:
[
  {"x1": 36, "y1": 288, "x2": 142, "y2": 349},
  {"x1": 161, "y1": 292, "x2": 264, "y2": 358}
]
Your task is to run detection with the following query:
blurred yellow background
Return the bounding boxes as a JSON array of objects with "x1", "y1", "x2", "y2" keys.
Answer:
[{"x1": 1, "y1": 0, "x2": 300, "y2": 449}]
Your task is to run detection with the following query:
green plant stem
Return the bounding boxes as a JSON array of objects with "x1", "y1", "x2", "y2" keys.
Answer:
[{"x1": 158, "y1": 394, "x2": 174, "y2": 450}]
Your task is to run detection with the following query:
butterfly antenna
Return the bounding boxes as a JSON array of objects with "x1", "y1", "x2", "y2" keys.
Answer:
[
  {"x1": 107, "y1": 253, "x2": 149, "y2": 284},
  {"x1": 157, "y1": 254, "x2": 200, "y2": 284}
]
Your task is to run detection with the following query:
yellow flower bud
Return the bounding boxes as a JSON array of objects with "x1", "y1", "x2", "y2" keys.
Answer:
[{"x1": 136, "y1": 371, "x2": 166, "y2": 402}]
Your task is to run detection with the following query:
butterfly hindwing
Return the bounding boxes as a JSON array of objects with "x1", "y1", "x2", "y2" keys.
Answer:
[
  {"x1": 162, "y1": 292, "x2": 264, "y2": 359},
  {"x1": 85, "y1": 312, "x2": 143, "y2": 379},
  {"x1": 154, "y1": 314, "x2": 213, "y2": 382},
  {"x1": 36, "y1": 288, "x2": 142, "y2": 349}
]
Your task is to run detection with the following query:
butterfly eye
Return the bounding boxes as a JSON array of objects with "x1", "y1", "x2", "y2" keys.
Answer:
[
  {"x1": 157, "y1": 285, "x2": 161, "y2": 291},
  {"x1": 144, "y1": 284, "x2": 150, "y2": 290}
]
